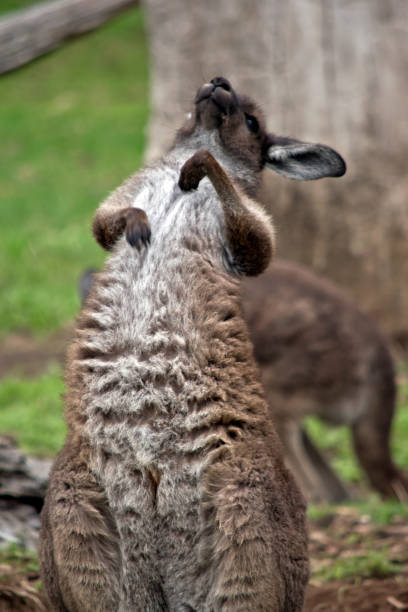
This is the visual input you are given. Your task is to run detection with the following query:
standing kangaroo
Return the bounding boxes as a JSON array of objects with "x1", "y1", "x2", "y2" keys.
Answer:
[{"x1": 39, "y1": 77, "x2": 345, "y2": 611}]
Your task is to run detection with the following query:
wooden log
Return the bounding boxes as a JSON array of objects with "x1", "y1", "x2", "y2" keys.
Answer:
[
  {"x1": 0, "y1": 435, "x2": 51, "y2": 502},
  {"x1": 0, "y1": 0, "x2": 138, "y2": 74},
  {"x1": 0, "y1": 436, "x2": 52, "y2": 550}
]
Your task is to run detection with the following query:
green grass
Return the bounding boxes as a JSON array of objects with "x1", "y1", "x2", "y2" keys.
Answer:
[
  {"x1": 0, "y1": 5, "x2": 148, "y2": 336},
  {"x1": 0, "y1": 544, "x2": 39, "y2": 576},
  {"x1": 0, "y1": 0, "x2": 37, "y2": 14},
  {"x1": 308, "y1": 498, "x2": 408, "y2": 526},
  {"x1": 315, "y1": 549, "x2": 400, "y2": 582},
  {"x1": 0, "y1": 366, "x2": 65, "y2": 456},
  {"x1": 350, "y1": 498, "x2": 408, "y2": 524}
]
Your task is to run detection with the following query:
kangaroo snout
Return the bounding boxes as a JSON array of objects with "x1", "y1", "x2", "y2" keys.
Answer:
[
  {"x1": 195, "y1": 77, "x2": 233, "y2": 102},
  {"x1": 195, "y1": 77, "x2": 238, "y2": 126}
]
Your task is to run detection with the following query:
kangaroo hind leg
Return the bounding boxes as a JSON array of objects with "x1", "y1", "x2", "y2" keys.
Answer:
[{"x1": 39, "y1": 447, "x2": 121, "y2": 612}]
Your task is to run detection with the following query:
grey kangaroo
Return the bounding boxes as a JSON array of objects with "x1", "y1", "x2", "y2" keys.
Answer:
[{"x1": 39, "y1": 77, "x2": 345, "y2": 611}]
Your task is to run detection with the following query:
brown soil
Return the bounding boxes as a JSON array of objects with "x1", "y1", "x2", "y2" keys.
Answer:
[
  {"x1": 305, "y1": 507, "x2": 408, "y2": 610},
  {"x1": 0, "y1": 328, "x2": 72, "y2": 378},
  {"x1": 305, "y1": 580, "x2": 408, "y2": 611},
  {"x1": 0, "y1": 564, "x2": 46, "y2": 612}
]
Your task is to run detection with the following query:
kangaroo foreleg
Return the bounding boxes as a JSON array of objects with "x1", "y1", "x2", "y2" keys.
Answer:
[
  {"x1": 179, "y1": 149, "x2": 274, "y2": 275},
  {"x1": 92, "y1": 206, "x2": 151, "y2": 251}
]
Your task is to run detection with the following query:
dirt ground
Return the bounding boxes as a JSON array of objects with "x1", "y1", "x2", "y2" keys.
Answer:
[
  {"x1": 0, "y1": 329, "x2": 72, "y2": 378},
  {"x1": 305, "y1": 507, "x2": 408, "y2": 611},
  {"x1": 1, "y1": 332, "x2": 408, "y2": 610}
]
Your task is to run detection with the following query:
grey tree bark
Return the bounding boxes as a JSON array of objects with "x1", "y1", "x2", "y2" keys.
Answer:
[
  {"x1": 143, "y1": 0, "x2": 408, "y2": 342},
  {"x1": 0, "y1": 0, "x2": 138, "y2": 74}
]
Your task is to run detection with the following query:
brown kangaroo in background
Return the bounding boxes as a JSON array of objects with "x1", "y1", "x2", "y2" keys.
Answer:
[
  {"x1": 39, "y1": 77, "x2": 346, "y2": 611},
  {"x1": 243, "y1": 260, "x2": 407, "y2": 503}
]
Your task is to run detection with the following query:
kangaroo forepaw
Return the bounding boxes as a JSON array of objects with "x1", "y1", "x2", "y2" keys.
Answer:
[
  {"x1": 124, "y1": 208, "x2": 151, "y2": 251},
  {"x1": 179, "y1": 149, "x2": 214, "y2": 191}
]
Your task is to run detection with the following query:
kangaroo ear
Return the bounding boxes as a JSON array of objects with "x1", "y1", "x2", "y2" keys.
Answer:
[{"x1": 264, "y1": 135, "x2": 346, "y2": 180}]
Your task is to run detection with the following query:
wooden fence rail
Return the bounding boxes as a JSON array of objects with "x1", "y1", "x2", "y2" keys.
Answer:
[{"x1": 0, "y1": 0, "x2": 138, "y2": 74}]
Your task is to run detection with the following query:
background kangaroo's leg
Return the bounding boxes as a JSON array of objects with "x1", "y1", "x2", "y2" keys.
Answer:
[
  {"x1": 300, "y1": 426, "x2": 350, "y2": 502},
  {"x1": 275, "y1": 419, "x2": 350, "y2": 504}
]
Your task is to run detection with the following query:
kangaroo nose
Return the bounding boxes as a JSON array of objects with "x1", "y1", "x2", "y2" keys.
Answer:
[
  {"x1": 194, "y1": 77, "x2": 238, "y2": 128},
  {"x1": 210, "y1": 77, "x2": 232, "y2": 92}
]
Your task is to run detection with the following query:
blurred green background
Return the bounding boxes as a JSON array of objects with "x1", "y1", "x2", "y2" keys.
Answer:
[{"x1": 0, "y1": 1, "x2": 148, "y2": 336}]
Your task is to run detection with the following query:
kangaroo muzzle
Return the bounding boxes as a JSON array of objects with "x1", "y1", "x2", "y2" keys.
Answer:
[{"x1": 195, "y1": 77, "x2": 239, "y2": 128}]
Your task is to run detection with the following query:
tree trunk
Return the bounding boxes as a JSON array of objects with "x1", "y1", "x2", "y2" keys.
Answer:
[
  {"x1": 143, "y1": 0, "x2": 408, "y2": 343},
  {"x1": 0, "y1": 0, "x2": 138, "y2": 74}
]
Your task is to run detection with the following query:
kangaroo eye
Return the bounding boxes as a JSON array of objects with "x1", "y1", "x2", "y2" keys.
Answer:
[{"x1": 245, "y1": 113, "x2": 259, "y2": 133}]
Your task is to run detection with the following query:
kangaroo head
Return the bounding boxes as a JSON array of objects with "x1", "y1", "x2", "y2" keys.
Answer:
[{"x1": 175, "y1": 76, "x2": 346, "y2": 191}]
